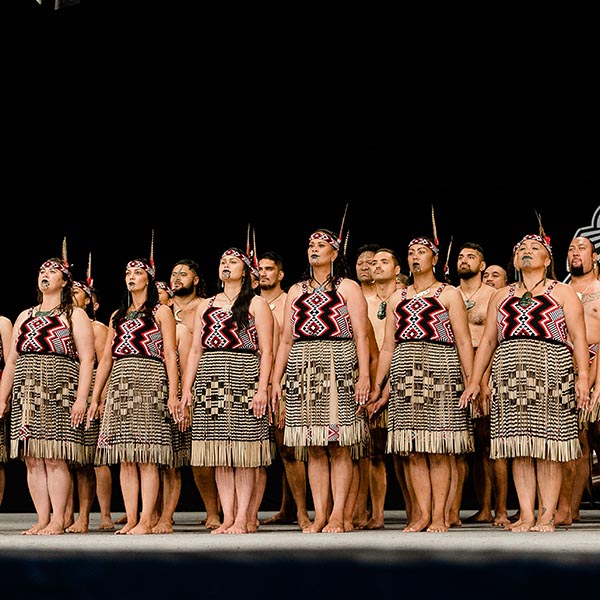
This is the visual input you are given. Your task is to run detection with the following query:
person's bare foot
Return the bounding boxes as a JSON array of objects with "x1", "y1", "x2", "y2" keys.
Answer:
[
  {"x1": 66, "y1": 519, "x2": 89, "y2": 533},
  {"x1": 259, "y1": 512, "x2": 294, "y2": 525},
  {"x1": 492, "y1": 513, "x2": 511, "y2": 527},
  {"x1": 426, "y1": 519, "x2": 449, "y2": 532},
  {"x1": 22, "y1": 522, "x2": 48, "y2": 535},
  {"x1": 404, "y1": 518, "x2": 430, "y2": 532},
  {"x1": 531, "y1": 521, "x2": 556, "y2": 532},
  {"x1": 127, "y1": 522, "x2": 153, "y2": 535},
  {"x1": 98, "y1": 518, "x2": 115, "y2": 530},
  {"x1": 115, "y1": 514, "x2": 127, "y2": 525},
  {"x1": 507, "y1": 519, "x2": 535, "y2": 532},
  {"x1": 323, "y1": 518, "x2": 345, "y2": 533},
  {"x1": 297, "y1": 514, "x2": 312, "y2": 530},
  {"x1": 364, "y1": 517, "x2": 385, "y2": 530},
  {"x1": 115, "y1": 520, "x2": 136, "y2": 534},
  {"x1": 211, "y1": 519, "x2": 234, "y2": 534},
  {"x1": 302, "y1": 519, "x2": 326, "y2": 533},
  {"x1": 152, "y1": 520, "x2": 174, "y2": 534},
  {"x1": 463, "y1": 510, "x2": 493, "y2": 524},
  {"x1": 553, "y1": 510, "x2": 572, "y2": 526},
  {"x1": 38, "y1": 522, "x2": 65, "y2": 535}
]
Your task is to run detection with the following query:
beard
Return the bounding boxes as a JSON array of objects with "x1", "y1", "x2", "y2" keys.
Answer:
[
  {"x1": 173, "y1": 282, "x2": 195, "y2": 297},
  {"x1": 458, "y1": 269, "x2": 478, "y2": 281},
  {"x1": 570, "y1": 264, "x2": 585, "y2": 277}
]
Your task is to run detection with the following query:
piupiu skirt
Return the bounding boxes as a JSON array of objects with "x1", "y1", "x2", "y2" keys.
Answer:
[
  {"x1": 283, "y1": 338, "x2": 367, "y2": 449},
  {"x1": 95, "y1": 356, "x2": 173, "y2": 466},
  {"x1": 190, "y1": 350, "x2": 271, "y2": 468},
  {"x1": 490, "y1": 338, "x2": 581, "y2": 461},
  {"x1": 10, "y1": 352, "x2": 86, "y2": 463},
  {"x1": 386, "y1": 341, "x2": 474, "y2": 455}
]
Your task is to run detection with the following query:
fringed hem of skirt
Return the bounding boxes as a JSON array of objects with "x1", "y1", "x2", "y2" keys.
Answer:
[
  {"x1": 284, "y1": 424, "x2": 365, "y2": 447},
  {"x1": 190, "y1": 440, "x2": 272, "y2": 467},
  {"x1": 10, "y1": 439, "x2": 87, "y2": 463},
  {"x1": 386, "y1": 430, "x2": 474, "y2": 455},
  {"x1": 94, "y1": 444, "x2": 173, "y2": 466},
  {"x1": 579, "y1": 402, "x2": 600, "y2": 425},
  {"x1": 490, "y1": 437, "x2": 582, "y2": 461}
]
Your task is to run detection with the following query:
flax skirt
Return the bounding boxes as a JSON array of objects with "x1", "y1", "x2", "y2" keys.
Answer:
[
  {"x1": 283, "y1": 338, "x2": 367, "y2": 449},
  {"x1": 490, "y1": 338, "x2": 581, "y2": 461},
  {"x1": 386, "y1": 341, "x2": 474, "y2": 455},
  {"x1": 95, "y1": 356, "x2": 173, "y2": 466},
  {"x1": 9, "y1": 353, "x2": 86, "y2": 462},
  {"x1": 190, "y1": 350, "x2": 271, "y2": 468}
]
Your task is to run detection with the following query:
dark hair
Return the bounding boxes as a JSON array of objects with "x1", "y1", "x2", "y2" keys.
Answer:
[
  {"x1": 356, "y1": 243, "x2": 381, "y2": 257},
  {"x1": 259, "y1": 250, "x2": 284, "y2": 270},
  {"x1": 113, "y1": 258, "x2": 159, "y2": 327},
  {"x1": 173, "y1": 258, "x2": 207, "y2": 298},
  {"x1": 301, "y1": 228, "x2": 351, "y2": 282},
  {"x1": 458, "y1": 242, "x2": 486, "y2": 261}
]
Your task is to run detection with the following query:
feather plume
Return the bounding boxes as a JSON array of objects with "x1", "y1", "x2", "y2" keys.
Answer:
[
  {"x1": 62, "y1": 236, "x2": 68, "y2": 267},
  {"x1": 149, "y1": 229, "x2": 155, "y2": 269},
  {"x1": 338, "y1": 203, "x2": 349, "y2": 246},
  {"x1": 431, "y1": 205, "x2": 439, "y2": 247},
  {"x1": 444, "y1": 234, "x2": 453, "y2": 278},
  {"x1": 86, "y1": 252, "x2": 93, "y2": 287},
  {"x1": 535, "y1": 209, "x2": 551, "y2": 245}
]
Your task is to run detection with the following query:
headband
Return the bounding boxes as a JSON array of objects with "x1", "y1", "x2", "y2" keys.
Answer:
[
  {"x1": 156, "y1": 281, "x2": 174, "y2": 298},
  {"x1": 73, "y1": 280, "x2": 92, "y2": 298},
  {"x1": 222, "y1": 248, "x2": 255, "y2": 274},
  {"x1": 127, "y1": 259, "x2": 155, "y2": 278},
  {"x1": 408, "y1": 237, "x2": 439, "y2": 255},
  {"x1": 513, "y1": 234, "x2": 553, "y2": 259},
  {"x1": 40, "y1": 259, "x2": 71, "y2": 278},
  {"x1": 310, "y1": 231, "x2": 340, "y2": 251}
]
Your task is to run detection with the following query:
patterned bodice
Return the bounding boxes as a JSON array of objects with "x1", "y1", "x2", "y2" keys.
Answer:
[
  {"x1": 200, "y1": 297, "x2": 258, "y2": 351},
  {"x1": 16, "y1": 309, "x2": 77, "y2": 358},
  {"x1": 394, "y1": 284, "x2": 455, "y2": 344},
  {"x1": 291, "y1": 280, "x2": 353, "y2": 341},
  {"x1": 497, "y1": 281, "x2": 567, "y2": 344},
  {"x1": 111, "y1": 304, "x2": 164, "y2": 360}
]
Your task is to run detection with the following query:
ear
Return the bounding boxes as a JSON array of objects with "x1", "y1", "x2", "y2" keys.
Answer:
[{"x1": 479, "y1": 261, "x2": 487, "y2": 273}]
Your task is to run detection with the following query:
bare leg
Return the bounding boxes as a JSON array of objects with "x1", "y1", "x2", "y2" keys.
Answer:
[
  {"x1": 508, "y1": 457, "x2": 536, "y2": 532},
  {"x1": 192, "y1": 466, "x2": 221, "y2": 529},
  {"x1": 324, "y1": 444, "x2": 352, "y2": 533},
  {"x1": 554, "y1": 460, "x2": 576, "y2": 526},
  {"x1": 95, "y1": 465, "x2": 114, "y2": 529},
  {"x1": 491, "y1": 457, "x2": 510, "y2": 526},
  {"x1": 128, "y1": 463, "x2": 159, "y2": 535},
  {"x1": 116, "y1": 462, "x2": 139, "y2": 534},
  {"x1": 212, "y1": 466, "x2": 236, "y2": 533},
  {"x1": 428, "y1": 454, "x2": 451, "y2": 532},
  {"x1": 66, "y1": 465, "x2": 95, "y2": 533},
  {"x1": 365, "y1": 454, "x2": 386, "y2": 529},
  {"x1": 569, "y1": 429, "x2": 591, "y2": 522},
  {"x1": 404, "y1": 453, "x2": 431, "y2": 532},
  {"x1": 464, "y1": 416, "x2": 494, "y2": 524},
  {"x1": 22, "y1": 457, "x2": 51, "y2": 535},
  {"x1": 393, "y1": 454, "x2": 416, "y2": 525},
  {"x1": 63, "y1": 469, "x2": 75, "y2": 529},
  {"x1": 38, "y1": 458, "x2": 71, "y2": 535},
  {"x1": 446, "y1": 454, "x2": 467, "y2": 527},
  {"x1": 304, "y1": 446, "x2": 331, "y2": 533},
  {"x1": 280, "y1": 442, "x2": 310, "y2": 529},
  {"x1": 344, "y1": 460, "x2": 360, "y2": 531},
  {"x1": 531, "y1": 459, "x2": 562, "y2": 532},
  {"x1": 226, "y1": 467, "x2": 256, "y2": 534},
  {"x1": 353, "y1": 457, "x2": 370, "y2": 529},
  {"x1": 152, "y1": 467, "x2": 181, "y2": 534},
  {"x1": 247, "y1": 466, "x2": 266, "y2": 532}
]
